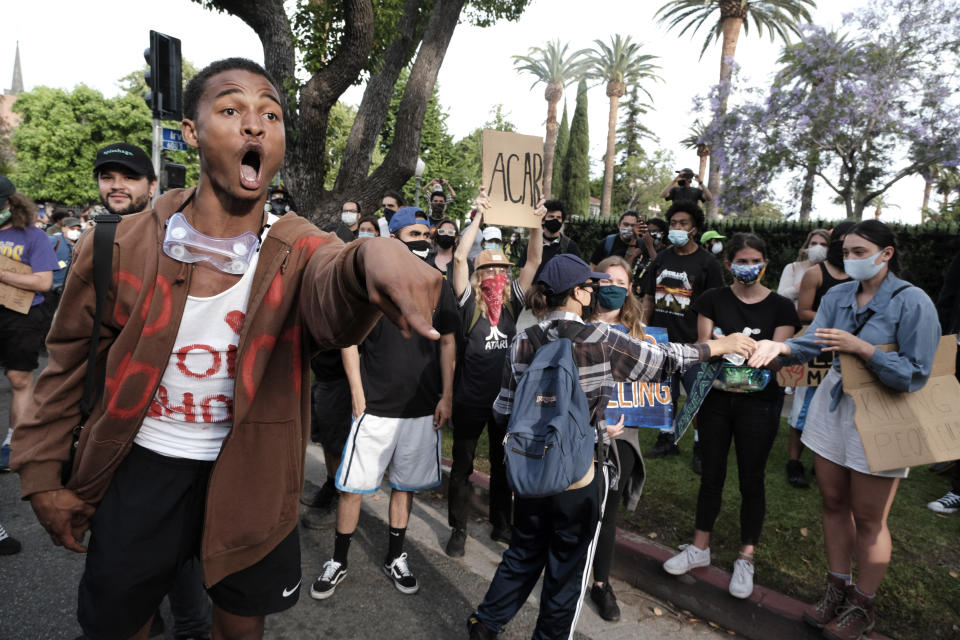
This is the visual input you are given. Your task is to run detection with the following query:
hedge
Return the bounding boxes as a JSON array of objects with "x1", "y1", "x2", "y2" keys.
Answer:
[{"x1": 563, "y1": 216, "x2": 960, "y2": 300}]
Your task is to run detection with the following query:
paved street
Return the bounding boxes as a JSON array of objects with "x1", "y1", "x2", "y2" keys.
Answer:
[{"x1": 0, "y1": 368, "x2": 728, "y2": 640}]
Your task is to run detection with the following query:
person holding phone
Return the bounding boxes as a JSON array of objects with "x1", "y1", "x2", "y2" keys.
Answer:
[{"x1": 661, "y1": 168, "x2": 712, "y2": 206}]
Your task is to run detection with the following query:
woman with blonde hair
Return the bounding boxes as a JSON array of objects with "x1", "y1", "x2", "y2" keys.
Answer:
[
  {"x1": 778, "y1": 229, "x2": 831, "y2": 305},
  {"x1": 444, "y1": 190, "x2": 544, "y2": 557}
]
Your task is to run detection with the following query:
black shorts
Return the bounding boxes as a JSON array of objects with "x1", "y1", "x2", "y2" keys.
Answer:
[
  {"x1": 78, "y1": 446, "x2": 301, "y2": 640},
  {"x1": 0, "y1": 304, "x2": 45, "y2": 371},
  {"x1": 311, "y1": 378, "x2": 353, "y2": 453}
]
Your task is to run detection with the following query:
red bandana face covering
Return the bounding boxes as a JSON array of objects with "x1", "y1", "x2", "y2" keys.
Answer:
[{"x1": 480, "y1": 273, "x2": 509, "y2": 326}]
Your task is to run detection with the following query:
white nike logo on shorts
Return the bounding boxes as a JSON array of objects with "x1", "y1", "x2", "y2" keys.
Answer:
[{"x1": 282, "y1": 580, "x2": 301, "y2": 597}]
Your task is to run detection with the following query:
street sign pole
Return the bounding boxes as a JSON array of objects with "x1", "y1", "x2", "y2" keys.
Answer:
[{"x1": 152, "y1": 117, "x2": 162, "y2": 205}]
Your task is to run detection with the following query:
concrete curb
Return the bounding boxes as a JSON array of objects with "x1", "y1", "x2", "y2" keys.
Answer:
[{"x1": 440, "y1": 457, "x2": 891, "y2": 640}]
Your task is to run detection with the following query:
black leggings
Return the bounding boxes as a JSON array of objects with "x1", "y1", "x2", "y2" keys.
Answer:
[
  {"x1": 694, "y1": 391, "x2": 783, "y2": 546},
  {"x1": 448, "y1": 404, "x2": 510, "y2": 532},
  {"x1": 592, "y1": 439, "x2": 637, "y2": 584}
]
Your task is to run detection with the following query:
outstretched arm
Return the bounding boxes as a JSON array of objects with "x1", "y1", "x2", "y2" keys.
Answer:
[{"x1": 453, "y1": 190, "x2": 490, "y2": 299}]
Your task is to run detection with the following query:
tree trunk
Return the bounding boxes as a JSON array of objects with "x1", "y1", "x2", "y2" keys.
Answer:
[
  {"x1": 799, "y1": 150, "x2": 818, "y2": 221},
  {"x1": 707, "y1": 16, "x2": 744, "y2": 219},
  {"x1": 697, "y1": 145, "x2": 709, "y2": 184},
  {"x1": 601, "y1": 81, "x2": 624, "y2": 217},
  {"x1": 542, "y1": 83, "x2": 563, "y2": 199},
  {"x1": 921, "y1": 168, "x2": 936, "y2": 222}
]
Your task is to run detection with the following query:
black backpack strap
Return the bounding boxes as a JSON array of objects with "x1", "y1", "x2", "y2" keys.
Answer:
[
  {"x1": 78, "y1": 214, "x2": 121, "y2": 420},
  {"x1": 851, "y1": 284, "x2": 912, "y2": 337}
]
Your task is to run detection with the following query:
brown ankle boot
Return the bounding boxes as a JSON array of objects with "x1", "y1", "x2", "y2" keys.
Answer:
[
  {"x1": 801, "y1": 573, "x2": 847, "y2": 629},
  {"x1": 823, "y1": 586, "x2": 876, "y2": 640}
]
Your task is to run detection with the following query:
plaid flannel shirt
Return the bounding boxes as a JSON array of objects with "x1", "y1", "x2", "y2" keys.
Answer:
[{"x1": 492, "y1": 311, "x2": 710, "y2": 425}]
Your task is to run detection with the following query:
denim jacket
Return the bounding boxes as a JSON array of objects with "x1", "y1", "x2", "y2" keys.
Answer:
[{"x1": 780, "y1": 272, "x2": 941, "y2": 409}]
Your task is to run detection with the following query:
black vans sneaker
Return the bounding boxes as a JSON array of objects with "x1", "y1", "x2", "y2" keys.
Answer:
[
  {"x1": 310, "y1": 559, "x2": 347, "y2": 600},
  {"x1": 383, "y1": 552, "x2": 419, "y2": 594}
]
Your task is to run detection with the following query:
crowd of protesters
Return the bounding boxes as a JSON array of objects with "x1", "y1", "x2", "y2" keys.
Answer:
[{"x1": 0, "y1": 57, "x2": 953, "y2": 640}]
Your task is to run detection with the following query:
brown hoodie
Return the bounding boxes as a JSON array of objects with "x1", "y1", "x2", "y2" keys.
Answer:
[{"x1": 13, "y1": 188, "x2": 380, "y2": 585}]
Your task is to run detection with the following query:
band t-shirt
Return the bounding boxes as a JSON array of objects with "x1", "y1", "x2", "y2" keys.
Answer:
[
  {"x1": 360, "y1": 276, "x2": 459, "y2": 418},
  {"x1": 693, "y1": 287, "x2": 800, "y2": 399},
  {"x1": 454, "y1": 279, "x2": 524, "y2": 408},
  {"x1": 642, "y1": 247, "x2": 724, "y2": 343}
]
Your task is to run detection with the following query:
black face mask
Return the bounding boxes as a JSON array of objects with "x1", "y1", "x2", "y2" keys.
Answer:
[
  {"x1": 827, "y1": 239, "x2": 844, "y2": 269},
  {"x1": 404, "y1": 239, "x2": 431, "y2": 260},
  {"x1": 430, "y1": 202, "x2": 446, "y2": 219},
  {"x1": 543, "y1": 218, "x2": 563, "y2": 234},
  {"x1": 384, "y1": 208, "x2": 396, "y2": 222},
  {"x1": 435, "y1": 234, "x2": 456, "y2": 250},
  {"x1": 578, "y1": 287, "x2": 597, "y2": 319}
]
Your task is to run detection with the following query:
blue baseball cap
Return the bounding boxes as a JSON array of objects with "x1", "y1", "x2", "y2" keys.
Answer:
[
  {"x1": 536, "y1": 254, "x2": 608, "y2": 294},
  {"x1": 388, "y1": 206, "x2": 429, "y2": 235}
]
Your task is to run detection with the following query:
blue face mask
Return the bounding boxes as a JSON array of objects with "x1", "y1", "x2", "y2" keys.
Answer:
[
  {"x1": 484, "y1": 242, "x2": 500, "y2": 251},
  {"x1": 844, "y1": 251, "x2": 885, "y2": 281},
  {"x1": 596, "y1": 285, "x2": 628, "y2": 311},
  {"x1": 668, "y1": 229, "x2": 689, "y2": 246},
  {"x1": 358, "y1": 231, "x2": 376, "y2": 239},
  {"x1": 730, "y1": 262, "x2": 765, "y2": 285}
]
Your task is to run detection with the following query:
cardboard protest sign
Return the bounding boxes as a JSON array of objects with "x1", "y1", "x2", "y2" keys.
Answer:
[
  {"x1": 840, "y1": 335, "x2": 960, "y2": 472},
  {"x1": 775, "y1": 325, "x2": 833, "y2": 387},
  {"x1": 481, "y1": 129, "x2": 544, "y2": 228},
  {"x1": 605, "y1": 326, "x2": 673, "y2": 430},
  {"x1": 776, "y1": 351, "x2": 834, "y2": 387},
  {"x1": 0, "y1": 254, "x2": 34, "y2": 314}
]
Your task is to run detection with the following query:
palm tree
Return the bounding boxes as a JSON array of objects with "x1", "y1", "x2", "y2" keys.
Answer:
[
  {"x1": 681, "y1": 120, "x2": 711, "y2": 184},
  {"x1": 657, "y1": 0, "x2": 816, "y2": 217},
  {"x1": 587, "y1": 34, "x2": 661, "y2": 217},
  {"x1": 513, "y1": 40, "x2": 590, "y2": 199}
]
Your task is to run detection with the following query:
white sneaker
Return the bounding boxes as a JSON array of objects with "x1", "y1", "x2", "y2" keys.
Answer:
[
  {"x1": 663, "y1": 544, "x2": 710, "y2": 575},
  {"x1": 729, "y1": 558, "x2": 754, "y2": 599}
]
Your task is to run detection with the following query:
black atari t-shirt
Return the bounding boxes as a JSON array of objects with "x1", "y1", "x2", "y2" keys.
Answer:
[
  {"x1": 694, "y1": 287, "x2": 800, "y2": 399},
  {"x1": 454, "y1": 280, "x2": 524, "y2": 408},
  {"x1": 360, "y1": 277, "x2": 459, "y2": 418},
  {"x1": 642, "y1": 247, "x2": 723, "y2": 343}
]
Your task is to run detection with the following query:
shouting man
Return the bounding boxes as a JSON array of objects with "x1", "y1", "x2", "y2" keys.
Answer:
[{"x1": 12, "y1": 58, "x2": 441, "y2": 640}]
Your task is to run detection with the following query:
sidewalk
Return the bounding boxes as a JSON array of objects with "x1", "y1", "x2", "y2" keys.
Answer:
[{"x1": 445, "y1": 456, "x2": 892, "y2": 640}]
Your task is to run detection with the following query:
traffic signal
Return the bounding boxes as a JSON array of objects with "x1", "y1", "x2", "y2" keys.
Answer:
[
  {"x1": 144, "y1": 30, "x2": 182, "y2": 120},
  {"x1": 162, "y1": 162, "x2": 187, "y2": 191}
]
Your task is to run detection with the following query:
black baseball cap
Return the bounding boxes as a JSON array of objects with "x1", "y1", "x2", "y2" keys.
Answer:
[
  {"x1": 536, "y1": 254, "x2": 608, "y2": 294},
  {"x1": 94, "y1": 143, "x2": 156, "y2": 180},
  {"x1": 0, "y1": 175, "x2": 14, "y2": 207}
]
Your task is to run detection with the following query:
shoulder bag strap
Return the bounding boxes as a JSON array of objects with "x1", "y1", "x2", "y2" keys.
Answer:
[
  {"x1": 851, "y1": 284, "x2": 912, "y2": 337},
  {"x1": 78, "y1": 214, "x2": 121, "y2": 420}
]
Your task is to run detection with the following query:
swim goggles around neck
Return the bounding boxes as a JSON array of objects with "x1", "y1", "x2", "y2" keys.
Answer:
[{"x1": 162, "y1": 212, "x2": 261, "y2": 275}]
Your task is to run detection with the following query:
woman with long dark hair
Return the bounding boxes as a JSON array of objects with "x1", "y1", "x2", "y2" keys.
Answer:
[
  {"x1": 662, "y1": 233, "x2": 800, "y2": 600},
  {"x1": 750, "y1": 220, "x2": 940, "y2": 640}
]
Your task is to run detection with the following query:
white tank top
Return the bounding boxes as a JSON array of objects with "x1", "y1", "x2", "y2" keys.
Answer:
[{"x1": 135, "y1": 215, "x2": 276, "y2": 461}]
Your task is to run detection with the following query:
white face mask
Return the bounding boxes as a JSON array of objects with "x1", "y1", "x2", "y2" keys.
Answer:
[
  {"x1": 710, "y1": 242, "x2": 723, "y2": 255},
  {"x1": 806, "y1": 244, "x2": 828, "y2": 263},
  {"x1": 844, "y1": 251, "x2": 887, "y2": 281},
  {"x1": 341, "y1": 211, "x2": 358, "y2": 226},
  {"x1": 66, "y1": 229, "x2": 82, "y2": 241}
]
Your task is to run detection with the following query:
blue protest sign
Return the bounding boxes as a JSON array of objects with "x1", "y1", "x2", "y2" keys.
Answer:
[{"x1": 605, "y1": 326, "x2": 674, "y2": 430}]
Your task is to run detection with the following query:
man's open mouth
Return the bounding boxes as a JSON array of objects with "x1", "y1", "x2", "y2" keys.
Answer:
[{"x1": 240, "y1": 148, "x2": 262, "y2": 190}]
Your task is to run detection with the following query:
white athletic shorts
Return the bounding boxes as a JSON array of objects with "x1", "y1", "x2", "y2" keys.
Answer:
[{"x1": 335, "y1": 413, "x2": 443, "y2": 493}]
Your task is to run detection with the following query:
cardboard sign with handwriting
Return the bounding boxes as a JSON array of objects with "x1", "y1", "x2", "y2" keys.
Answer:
[
  {"x1": 481, "y1": 129, "x2": 544, "y2": 228},
  {"x1": 776, "y1": 352, "x2": 834, "y2": 387},
  {"x1": 840, "y1": 335, "x2": 960, "y2": 472},
  {"x1": 0, "y1": 254, "x2": 33, "y2": 314}
]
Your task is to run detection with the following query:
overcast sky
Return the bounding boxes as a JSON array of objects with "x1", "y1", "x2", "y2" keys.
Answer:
[{"x1": 3, "y1": 0, "x2": 925, "y2": 222}]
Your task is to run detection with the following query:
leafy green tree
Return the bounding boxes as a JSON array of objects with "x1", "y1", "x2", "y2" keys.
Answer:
[
  {"x1": 615, "y1": 149, "x2": 676, "y2": 215},
  {"x1": 194, "y1": 0, "x2": 532, "y2": 225},
  {"x1": 11, "y1": 86, "x2": 151, "y2": 205},
  {"x1": 656, "y1": 0, "x2": 816, "y2": 218},
  {"x1": 512, "y1": 40, "x2": 589, "y2": 198},
  {"x1": 551, "y1": 103, "x2": 569, "y2": 202},
  {"x1": 586, "y1": 34, "x2": 660, "y2": 217},
  {"x1": 562, "y1": 79, "x2": 591, "y2": 216}
]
